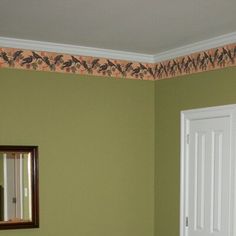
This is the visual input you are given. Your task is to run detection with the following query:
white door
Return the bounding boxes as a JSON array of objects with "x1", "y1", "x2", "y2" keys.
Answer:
[{"x1": 180, "y1": 105, "x2": 236, "y2": 236}]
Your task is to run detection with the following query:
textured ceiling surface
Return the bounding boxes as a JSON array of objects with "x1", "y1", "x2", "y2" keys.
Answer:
[{"x1": 0, "y1": 0, "x2": 236, "y2": 54}]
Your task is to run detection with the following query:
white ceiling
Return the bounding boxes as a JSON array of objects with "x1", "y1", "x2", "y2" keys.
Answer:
[{"x1": 0, "y1": 0, "x2": 236, "y2": 55}]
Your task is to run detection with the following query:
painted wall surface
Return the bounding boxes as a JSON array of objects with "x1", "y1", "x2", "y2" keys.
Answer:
[
  {"x1": 155, "y1": 67, "x2": 236, "y2": 236},
  {"x1": 0, "y1": 68, "x2": 154, "y2": 236}
]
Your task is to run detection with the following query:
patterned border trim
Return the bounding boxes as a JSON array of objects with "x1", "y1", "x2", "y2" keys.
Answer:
[
  {"x1": 0, "y1": 44, "x2": 235, "y2": 80},
  {"x1": 0, "y1": 48, "x2": 155, "y2": 80},
  {"x1": 155, "y1": 44, "x2": 236, "y2": 80}
]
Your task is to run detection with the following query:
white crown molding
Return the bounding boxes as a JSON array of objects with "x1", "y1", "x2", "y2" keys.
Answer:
[
  {"x1": 0, "y1": 36, "x2": 154, "y2": 63},
  {"x1": 153, "y1": 31, "x2": 236, "y2": 63},
  {"x1": 0, "y1": 32, "x2": 236, "y2": 64}
]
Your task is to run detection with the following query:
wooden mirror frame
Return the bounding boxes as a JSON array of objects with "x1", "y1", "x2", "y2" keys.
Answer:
[{"x1": 0, "y1": 146, "x2": 39, "y2": 230}]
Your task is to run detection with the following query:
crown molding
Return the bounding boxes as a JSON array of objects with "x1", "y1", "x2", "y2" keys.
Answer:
[
  {"x1": 0, "y1": 32, "x2": 236, "y2": 64},
  {"x1": 0, "y1": 37, "x2": 154, "y2": 63},
  {"x1": 153, "y1": 31, "x2": 236, "y2": 62}
]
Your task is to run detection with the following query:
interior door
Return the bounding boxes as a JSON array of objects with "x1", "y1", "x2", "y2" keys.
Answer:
[
  {"x1": 181, "y1": 105, "x2": 236, "y2": 236},
  {"x1": 189, "y1": 116, "x2": 230, "y2": 236}
]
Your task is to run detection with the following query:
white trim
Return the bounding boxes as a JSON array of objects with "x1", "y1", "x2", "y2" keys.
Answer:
[
  {"x1": 181, "y1": 104, "x2": 236, "y2": 119},
  {"x1": 180, "y1": 111, "x2": 190, "y2": 236},
  {"x1": 0, "y1": 37, "x2": 154, "y2": 63},
  {"x1": 180, "y1": 104, "x2": 236, "y2": 236},
  {"x1": 0, "y1": 32, "x2": 235, "y2": 64},
  {"x1": 180, "y1": 111, "x2": 186, "y2": 236},
  {"x1": 154, "y1": 32, "x2": 236, "y2": 63}
]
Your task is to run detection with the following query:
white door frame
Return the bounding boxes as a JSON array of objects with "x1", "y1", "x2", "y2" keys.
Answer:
[{"x1": 180, "y1": 104, "x2": 236, "y2": 236}]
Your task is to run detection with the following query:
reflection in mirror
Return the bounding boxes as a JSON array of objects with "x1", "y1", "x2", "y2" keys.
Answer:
[
  {"x1": 0, "y1": 146, "x2": 39, "y2": 230},
  {"x1": 0, "y1": 152, "x2": 32, "y2": 222}
]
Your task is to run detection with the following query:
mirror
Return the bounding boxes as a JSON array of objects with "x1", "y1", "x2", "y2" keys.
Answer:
[{"x1": 0, "y1": 146, "x2": 39, "y2": 229}]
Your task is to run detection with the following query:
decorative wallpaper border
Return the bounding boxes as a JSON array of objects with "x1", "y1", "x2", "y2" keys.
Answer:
[
  {"x1": 0, "y1": 43, "x2": 235, "y2": 80},
  {"x1": 156, "y1": 44, "x2": 236, "y2": 80}
]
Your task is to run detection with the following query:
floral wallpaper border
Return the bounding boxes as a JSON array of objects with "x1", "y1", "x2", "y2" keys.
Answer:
[{"x1": 0, "y1": 43, "x2": 235, "y2": 80}]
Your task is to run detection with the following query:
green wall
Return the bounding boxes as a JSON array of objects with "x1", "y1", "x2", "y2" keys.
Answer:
[
  {"x1": 155, "y1": 67, "x2": 236, "y2": 236},
  {"x1": 1, "y1": 65, "x2": 236, "y2": 236},
  {"x1": 0, "y1": 68, "x2": 154, "y2": 236}
]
